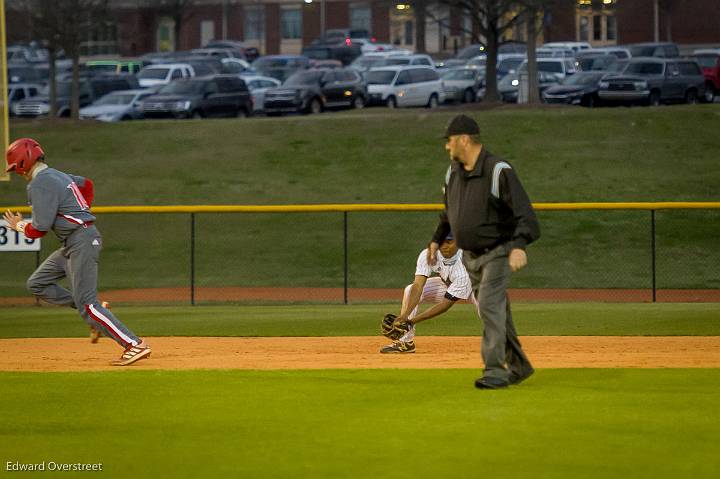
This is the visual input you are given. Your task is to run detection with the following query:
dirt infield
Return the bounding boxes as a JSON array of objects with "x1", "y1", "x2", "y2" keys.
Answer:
[
  {"x1": 1, "y1": 336, "x2": 719, "y2": 372},
  {"x1": 2, "y1": 287, "x2": 720, "y2": 305}
]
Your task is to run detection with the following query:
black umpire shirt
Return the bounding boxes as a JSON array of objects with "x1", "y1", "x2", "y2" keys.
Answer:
[{"x1": 432, "y1": 148, "x2": 540, "y2": 254}]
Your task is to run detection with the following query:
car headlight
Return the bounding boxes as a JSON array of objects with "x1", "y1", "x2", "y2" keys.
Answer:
[
  {"x1": 173, "y1": 101, "x2": 191, "y2": 110},
  {"x1": 633, "y1": 81, "x2": 648, "y2": 90},
  {"x1": 599, "y1": 81, "x2": 610, "y2": 89},
  {"x1": 511, "y1": 79, "x2": 519, "y2": 87}
]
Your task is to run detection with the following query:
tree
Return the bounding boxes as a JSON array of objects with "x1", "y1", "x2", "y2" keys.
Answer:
[{"x1": 438, "y1": 0, "x2": 526, "y2": 102}]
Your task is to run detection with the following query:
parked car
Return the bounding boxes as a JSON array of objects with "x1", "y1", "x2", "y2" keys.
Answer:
[
  {"x1": 441, "y1": 67, "x2": 484, "y2": 103},
  {"x1": 242, "y1": 75, "x2": 281, "y2": 112},
  {"x1": 137, "y1": 63, "x2": 194, "y2": 88},
  {"x1": 6, "y1": 45, "x2": 48, "y2": 63},
  {"x1": 309, "y1": 59, "x2": 343, "y2": 69},
  {"x1": 264, "y1": 68, "x2": 367, "y2": 115},
  {"x1": 13, "y1": 75, "x2": 139, "y2": 117},
  {"x1": 7, "y1": 83, "x2": 42, "y2": 114},
  {"x1": 203, "y1": 39, "x2": 258, "y2": 61},
  {"x1": 380, "y1": 54, "x2": 435, "y2": 68},
  {"x1": 350, "y1": 39, "x2": 395, "y2": 54},
  {"x1": 252, "y1": 55, "x2": 311, "y2": 82},
  {"x1": 191, "y1": 48, "x2": 244, "y2": 59},
  {"x1": 690, "y1": 49, "x2": 720, "y2": 103},
  {"x1": 301, "y1": 43, "x2": 362, "y2": 66},
  {"x1": 220, "y1": 57, "x2": 253, "y2": 75},
  {"x1": 594, "y1": 47, "x2": 632, "y2": 59},
  {"x1": 366, "y1": 65, "x2": 445, "y2": 108},
  {"x1": 576, "y1": 52, "x2": 619, "y2": 71},
  {"x1": 542, "y1": 71, "x2": 609, "y2": 107},
  {"x1": 497, "y1": 71, "x2": 560, "y2": 103},
  {"x1": 311, "y1": 29, "x2": 372, "y2": 46},
  {"x1": 142, "y1": 75, "x2": 252, "y2": 119},
  {"x1": 85, "y1": 60, "x2": 143, "y2": 75},
  {"x1": 627, "y1": 42, "x2": 679, "y2": 58},
  {"x1": 79, "y1": 89, "x2": 155, "y2": 121},
  {"x1": 598, "y1": 57, "x2": 706, "y2": 106},
  {"x1": 519, "y1": 58, "x2": 577, "y2": 80},
  {"x1": 542, "y1": 41, "x2": 592, "y2": 52},
  {"x1": 536, "y1": 47, "x2": 576, "y2": 59}
]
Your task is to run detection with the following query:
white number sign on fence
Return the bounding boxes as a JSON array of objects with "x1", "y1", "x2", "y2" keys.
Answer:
[{"x1": 0, "y1": 220, "x2": 41, "y2": 252}]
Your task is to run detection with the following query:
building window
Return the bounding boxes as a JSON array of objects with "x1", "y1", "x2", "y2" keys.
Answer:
[
  {"x1": 281, "y1": 7, "x2": 302, "y2": 40},
  {"x1": 606, "y1": 15, "x2": 617, "y2": 41},
  {"x1": 350, "y1": 5, "x2": 372, "y2": 33},
  {"x1": 576, "y1": 0, "x2": 616, "y2": 46},
  {"x1": 593, "y1": 15, "x2": 602, "y2": 41},
  {"x1": 244, "y1": 6, "x2": 265, "y2": 41},
  {"x1": 201, "y1": 20, "x2": 215, "y2": 46},
  {"x1": 579, "y1": 16, "x2": 589, "y2": 42}
]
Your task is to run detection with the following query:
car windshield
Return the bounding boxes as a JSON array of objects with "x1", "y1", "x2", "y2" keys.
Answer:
[
  {"x1": 562, "y1": 73, "x2": 604, "y2": 85},
  {"x1": 95, "y1": 93, "x2": 136, "y2": 106},
  {"x1": 365, "y1": 70, "x2": 396, "y2": 85},
  {"x1": 158, "y1": 81, "x2": 206, "y2": 94},
  {"x1": 630, "y1": 46, "x2": 656, "y2": 57},
  {"x1": 606, "y1": 61, "x2": 628, "y2": 73},
  {"x1": 88, "y1": 64, "x2": 118, "y2": 73},
  {"x1": 625, "y1": 62, "x2": 664, "y2": 75},
  {"x1": 138, "y1": 68, "x2": 170, "y2": 80},
  {"x1": 253, "y1": 58, "x2": 291, "y2": 69},
  {"x1": 304, "y1": 49, "x2": 331, "y2": 60},
  {"x1": 467, "y1": 57, "x2": 486, "y2": 67},
  {"x1": 352, "y1": 57, "x2": 383, "y2": 69},
  {"x1": 497, "y1": 58, "x2": 523, "y2": 75},
  {"x1": 456, "y1": 45, "x2": 485, "y2": 60},
  {"x1": 442, "y1": 69, "x2": 477, "y2": 81},
  {"x1": 693, "y1": 55, "x2": 718, "y2": 68},
  {"x1": 383, "y1": 58, "x2": 410, "y2": 66},
  {"x1": 284, "y1": 71, "x2": 323, "y2": 86}
]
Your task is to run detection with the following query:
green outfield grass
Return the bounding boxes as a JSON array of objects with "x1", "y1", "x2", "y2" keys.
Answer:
[
  {"x1": 1, "y1": 107, "x2": 718, "y2": 295},
  {"x1": 2, "y1": 369, "x2": 719, "y2": 478},
  {"x1": 0, "y1": 303, "x2": 718, "y2": 338}
]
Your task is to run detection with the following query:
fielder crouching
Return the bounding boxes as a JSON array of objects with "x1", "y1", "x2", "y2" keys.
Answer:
[
  {"x1": 381, "y1": 233, "x2": 475, "y2": 353},
  {"x1": 3, "y1": 138, "x2": 151, "y2": 366}
]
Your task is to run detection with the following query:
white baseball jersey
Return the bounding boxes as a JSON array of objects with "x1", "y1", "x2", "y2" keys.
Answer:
[{"x1": 415, "y1": 248, "x2": 472, "y2": 300}]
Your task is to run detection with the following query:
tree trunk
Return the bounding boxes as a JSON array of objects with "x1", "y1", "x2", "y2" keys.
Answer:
[
  {"x1": 484, "y1": 27, "x2": 499, "y2": 102},
  {"x1": 70, "y1": 52, "x2": 80, "y2": 120},
  {"x1": 526, "y1": 7, "x2": 540, "y2": 105},
  {"x1": 414, "y1": 0, "x2": 426, "y2": 53},
  {"x1": 174, "y1": 14, "x2": 183, "y2": 51},
  {"x1": 48, "y1": 46, "x2": 58, "y2": 118}
]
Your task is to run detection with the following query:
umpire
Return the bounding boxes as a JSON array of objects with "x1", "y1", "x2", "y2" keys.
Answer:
[{"x1": 428, "y1": 115, "x2": 540, "y2": 389}]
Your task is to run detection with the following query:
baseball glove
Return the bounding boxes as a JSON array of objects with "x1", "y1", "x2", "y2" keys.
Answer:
[{"x1": 381, "y1": 313, "x2": 412, "y2": 341}]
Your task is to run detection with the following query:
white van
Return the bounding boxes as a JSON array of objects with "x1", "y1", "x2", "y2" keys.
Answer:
[
  {"x1": 366, "y1": 66, "x2": 446, "y2": 108},
  {"x1": 137, "y1": 63, "x2": 195, "y2": 88},
  {"x1": 542, "y1": 42, "x2": 592, "y2": 52},
  {"x1": 519, "y1": 58, "x2": 577, "y2": 80}
]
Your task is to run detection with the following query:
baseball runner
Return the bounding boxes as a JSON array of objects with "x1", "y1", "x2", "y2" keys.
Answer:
[
  {"x1": 3, "y1": 138, "x2": 151, "y2": 366},
  {"x1": 381, "y1": 233, "x2": 475, "y2": 353}
]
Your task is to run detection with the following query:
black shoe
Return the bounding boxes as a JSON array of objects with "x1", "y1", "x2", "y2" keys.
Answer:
[
  {"x1": 380, "y1": 341, "x2": 415, "y2": 354},
  {"x1": 474, "y1": 377, "x2": 509, "y2": 389},
  {"x1": 509, "y1": 367, "x2": 535, "y2": 386}
]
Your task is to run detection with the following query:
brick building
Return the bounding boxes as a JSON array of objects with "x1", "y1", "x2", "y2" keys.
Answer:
[{"x1": 6, "y1": 0, "x2": 719, "y2": 57}]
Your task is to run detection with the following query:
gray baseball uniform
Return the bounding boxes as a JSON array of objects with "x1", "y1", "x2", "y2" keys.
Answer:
[{"x1": 26, "y1": 166, "x2": 140, "y2": 348}]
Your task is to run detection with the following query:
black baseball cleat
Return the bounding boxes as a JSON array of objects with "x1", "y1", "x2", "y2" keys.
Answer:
[
  {"x1": 474, "y1": 377, "x2": 509, "y2": 389},
  {"x1": 380, "y1": 341, "x2": 416, "y2": 354},
  {"x1": 509, "y1": 367, "x2": 535, "y2": 386}
]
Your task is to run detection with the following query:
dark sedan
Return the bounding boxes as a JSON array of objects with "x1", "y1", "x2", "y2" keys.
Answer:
[
  {"x1": 264, "y1": 68, "x2": 366, "y2": 115},
  {"x1": 543, "y1": 71, "x2": 609, "y2": 107}
]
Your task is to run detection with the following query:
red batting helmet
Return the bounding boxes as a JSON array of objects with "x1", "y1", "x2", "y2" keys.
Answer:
[{"x1": 5, "y1": 138, "x2": 45, "y2": 174}]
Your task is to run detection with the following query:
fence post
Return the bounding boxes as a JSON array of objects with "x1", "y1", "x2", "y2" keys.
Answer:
[
  {"x1": 343, "y1": 211, "x2": 348, "y2": 305},
  {"x1": 651, "y1": 209, "x2": 656, "y2": 303},
  {"x1": 190, "y1": 212, "x2": 196, "y2": 306}
]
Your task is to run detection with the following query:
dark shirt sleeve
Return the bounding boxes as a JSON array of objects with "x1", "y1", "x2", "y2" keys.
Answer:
[
  {"x1": 499, "y1": 169, "x2": 540, "y2": 250},
  {"x1": 431, "y1": 211, "x2": 451, "y2": 244}
]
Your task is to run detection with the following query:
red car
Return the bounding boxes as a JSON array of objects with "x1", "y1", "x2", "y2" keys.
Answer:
[{"x1": 691, "y1": 49, "x2": 720, "y2": 103}]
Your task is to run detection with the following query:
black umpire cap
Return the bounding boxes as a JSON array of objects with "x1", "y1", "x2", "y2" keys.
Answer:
[{"x1": 443, "y1": 114, "x2": 480, "y2": 138}]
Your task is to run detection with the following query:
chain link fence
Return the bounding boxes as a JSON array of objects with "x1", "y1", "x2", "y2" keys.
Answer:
[{"x1": 1, "y1": 204, "x2": 718, "y2": 305}]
